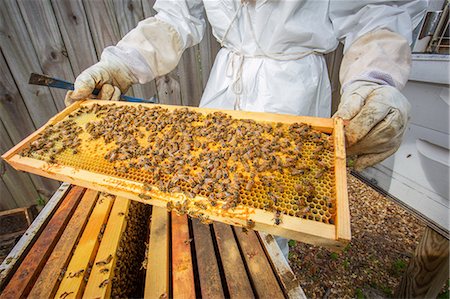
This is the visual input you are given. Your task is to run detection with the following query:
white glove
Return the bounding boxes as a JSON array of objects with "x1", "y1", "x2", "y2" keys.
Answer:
[
  {"x1": 334, "y1": 82, "x2": 410, "y2": 171},
  {"x1": 64, "y1": 60, "x2": 137, "y2": 106},
  {"x1": 335, "y1": 29, "x2": 412, "y2": 170}
]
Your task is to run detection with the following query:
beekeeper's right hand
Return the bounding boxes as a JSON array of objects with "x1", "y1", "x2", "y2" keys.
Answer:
[{"x1": 64, "y1": 60, "x2": 137, "y2": 106}]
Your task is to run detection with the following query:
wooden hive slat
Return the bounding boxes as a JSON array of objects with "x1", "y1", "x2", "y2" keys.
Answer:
[
  {"x1": 191, "y1": 218, "x2": 225, "y2": 299},
  {"x1": 234, "y1": 228, "x2": 284, "y2": 299},
  {"x1": 2, "y1": 100, "x2": 351, "y2": 250},
  {"x1": 212, "y1": 222, "x2": 254, "y2": 298},
  {"x1": 0, "y1": 186, "x2": 84, "y2": 298},
  {"x1": 28, "y1": 189, "x2": 98, "y2": 299},
  {"x1": 54, "y1": 192, "x2": 115, "y2": 298},
  {"x1": 171, "y1": 213, "x2": 196, "y2": 299},
  {"x1": 333, "y1": 117, "x2": 351, "y2": 242},
  {"x1": 259, "y1": 232, "x2": 307, "y2": 299},
  {"x1": 83, "y1": 197, "x2": 131, "y2": 298},
  {"x1": 0, "y1": 183, "x2": 71, "y2": 289},
  {"x1": 144, "y1": 206, "x2": 169, "y2": 299}
]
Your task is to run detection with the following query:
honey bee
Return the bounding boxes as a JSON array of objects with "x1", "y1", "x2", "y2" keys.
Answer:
[
  {"x1": 264, "y1": 200, "x2": 274, "y2": 210},
  {"x1": 67, "y1": 269, "x2": 84, "y2": 278},
  {"x1": 246, "y1": 219, "x2": 256, "y2": 229},
  {"x1": 313, "y1": 145, "x2": 324, "y2": 154},
  {"x1": 316, "y1": 160, "x2": 329, "y2": 170},
  {"x1": 198, "y1": 213, "x2": 211, "y2": 224},
  {"x1": 138, "y1": 193, "x2": 152, "y2": 200},
  {"x1": 275, "y1": 183, "x2": 285, "y2": 193},
  {"x1": 300, "y1": 206, "x2": 311, "y2": 216},
  {"x1": 95, "y1": 254, "x2": 113, "y2": 266},
  {"x1": 176, "y1": 200, "x2": 189, "y2": 215},
  {"x1": 295, "y1": 143, "x2": 303, "y2": 152},
  {"x1": 221, "y1": 197, "x2": 236, "y2": 210},
  {"x1": 184, "y1": 238, "x2": 193, "y2": 245},
  {"x1": 294, "y1": 183, "x2": 303, "y2": 194},
  {"x1": 268, "y1": 192, "x2": 279, "y2": 205},
  {"x1": 99, "y1": 279, "x2": 109, "y2": 288},
  {"x1": 166, "y1": 201, "x2": 174, "y2": 212},
  {"x1": 59, "y1": 291, "x2": 74, "y2": 299},
  {"x1": 245, "y1": 178, "x2": 255, "y2": 191},
  {"x1": 273, "y1": 210, "x2": 282, "y2": 225},
  {"x1": 143, "y1": 183, "x2": 153, "y2": 191},
  {"x1": 303, "y1": 180, "x2": 315, "y2": 195},
  {"x1": 194, "y1": 201, "x2": 208, "y2": 210},
  {"x1": 315, "y1": 168, "x2": 326, "y2": 179}
]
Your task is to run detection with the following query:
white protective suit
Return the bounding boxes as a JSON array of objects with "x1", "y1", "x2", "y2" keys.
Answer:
[
  {"x1": 100, "y1": 0, "x2": 426, "y2": 117},
  {"x1": 67, "y1": 0, "x2": 427, "y2": 257}
]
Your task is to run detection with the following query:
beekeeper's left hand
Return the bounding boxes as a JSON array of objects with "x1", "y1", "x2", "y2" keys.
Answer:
[{"x1": 334, "y1": 82, "x2": 410, "y2": 171}]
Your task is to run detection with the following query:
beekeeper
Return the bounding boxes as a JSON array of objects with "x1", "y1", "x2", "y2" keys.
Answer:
[{"x1": 65, "y1": 0, "x2": 426, "y2": 254}]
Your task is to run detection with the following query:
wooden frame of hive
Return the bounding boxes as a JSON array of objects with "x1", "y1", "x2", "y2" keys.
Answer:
[{"x1": 2, "y1": 100, "x2": 350, "y2": 250}]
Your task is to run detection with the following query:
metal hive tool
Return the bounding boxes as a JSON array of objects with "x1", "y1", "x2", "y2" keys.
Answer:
[{"x1": 2, "y1": 100, "x2": 350, "y2": 250}]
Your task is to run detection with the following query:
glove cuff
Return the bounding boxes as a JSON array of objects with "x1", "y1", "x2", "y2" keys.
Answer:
[
  {"x1": 340, "y1": 29, "x2": 411, "y2": 93},
  {"x1": 102, "y1": 18, "x2": 184, "y2": 85},
  {"x1": 100, "y1": 50, "x2": 140, "y2": 86}
]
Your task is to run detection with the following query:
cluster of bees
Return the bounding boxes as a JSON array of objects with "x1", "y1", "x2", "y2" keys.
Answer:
[
  {"x1": 111, "y1": 201, "x2": 151, "y2": 297},
  {"x1": 20, "y1": 103, "x2": 336, "y2": 225},
  {"x1": 20, "y1": 119, "x2": 83, "y2": 162}
]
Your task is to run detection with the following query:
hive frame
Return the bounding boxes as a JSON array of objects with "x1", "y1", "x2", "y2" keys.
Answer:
[{"x1": 2, "y1": 100, "x2": 350, "y2": 250}]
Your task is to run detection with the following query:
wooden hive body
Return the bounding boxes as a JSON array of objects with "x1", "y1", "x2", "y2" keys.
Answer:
[{"x1": 2, "y1": 100, "x2": 350, "y2": 250}]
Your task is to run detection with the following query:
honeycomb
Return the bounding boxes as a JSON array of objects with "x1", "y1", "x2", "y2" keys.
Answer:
[{"x1": 19, "y1": 103, "x2": 337, "y2": 225}]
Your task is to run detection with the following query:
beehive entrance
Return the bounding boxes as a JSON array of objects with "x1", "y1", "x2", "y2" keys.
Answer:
[{"x1": 19, "y1": 103, "x2": 336, "y2": 225}]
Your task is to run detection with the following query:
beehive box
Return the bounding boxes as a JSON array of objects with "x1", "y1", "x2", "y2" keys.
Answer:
[{"x1": 2, "y1": 100, "x2": 350, "y2": 250}]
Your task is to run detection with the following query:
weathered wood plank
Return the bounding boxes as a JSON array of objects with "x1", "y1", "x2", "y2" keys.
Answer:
[
  {"x1": 156, "y1": 75, "x2": 182, "y2": 105},
  {"x1": 396, "y1": 226, "x2": 450, "y2": 298},
  {"x1": 112, "y1": 0, "x2": 158, "y2": 100},
  {"x1": 0, "y1": 183, "x2": 70, "y2": 289},
  {"x1": 213, "y1": 222, "x2": 254, "y2": 298},
  {"x1": 0, "y1": 186, "x2": 84, "y2": 298},
  {"x1": 324, "y1": 44, "x2": 343, "y2": 115},
  {"x1": 114, "y1": 0, "x2": 144, "y2": 37},
  {"x1": 54, "y1": 192, "x2": 115, "y2": 298},
  {"x1": 199, "y1": 21, "x2": 220, "y2": 89},
  {"x1": 171, "y1": 213, "x2": 196, "y2": 299},
  {"x1": 84, "y1": 197, "x2": 131, "y2": 298},
  {"x1": 192, "y1": 219, "x2": 225, "y2": 299},
  {"x1": 82, "y1": 0, "x2": 121, "y2": 58},
  {"x1": 0, "y1": 49, "x2": 59, "y2": 201},
  {"x1": 81, "y1": 0, "x2": 135, "y2": 97},
  {"x1": 28, "y1": 189, "x2": 98, "y2": 298},
  {"x1": 0, "y1": 120, "x2": 38, "y2": 208},
  {"x1": 17, "y1": 0, "x2": 75, "y2": 111},
  {"x1": 0, "y1": 0, "x2": 59, "y2": 127},
  {"x1": 50, "y1": 0, "x2": 99, "y2": 75},
  {"x1": 144, "y1": 206, "x2": 170, "y2": 299},
  {"x1": 141, "y1": 0, "x2": 156, "y2": 17},
  {"x1": 0, "y1": 178, "x2": 15, "y2": 211},
  {"x1": 259, "y1": 232, "x2": 307, "y2": 299},
  {"x1": 234, "y1": 228, "x2": 284, "y2": 299},
  {"x1": 0, "y1": 50, "x2": 36, "y2": 143},
  {"x1": 178, "y1": 47, "x2": 204, "y2": 107}
]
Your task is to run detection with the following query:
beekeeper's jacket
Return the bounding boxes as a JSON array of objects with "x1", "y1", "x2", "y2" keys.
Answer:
[{"x1": 103, "y1": 0, "x2": 427, "y2": 117}]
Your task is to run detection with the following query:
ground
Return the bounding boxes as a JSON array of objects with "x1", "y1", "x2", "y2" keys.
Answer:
[{"x1": 288, "y1": 173, "x2": 427, "y2": 298}]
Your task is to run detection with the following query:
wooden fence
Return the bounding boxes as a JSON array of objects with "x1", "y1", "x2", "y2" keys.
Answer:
[{"x1": 0, "y1": 0, "x2": 342, "y2": 211}]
